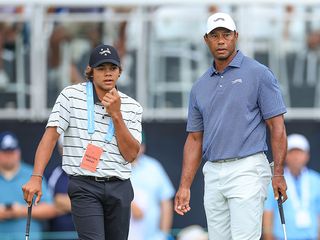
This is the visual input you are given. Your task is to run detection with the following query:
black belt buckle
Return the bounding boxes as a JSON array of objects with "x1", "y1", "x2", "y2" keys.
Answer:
[
  {"x1": 94, "y1": 176, "x2": 106, "y2": 182},
  {"x1": 93, "y1": 176, "x2": 119, "y2": 182}
]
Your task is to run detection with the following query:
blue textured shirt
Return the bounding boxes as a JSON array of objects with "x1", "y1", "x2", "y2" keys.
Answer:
[{"x1": 187, "y1": 50, "x2": 286, "y2": 161}]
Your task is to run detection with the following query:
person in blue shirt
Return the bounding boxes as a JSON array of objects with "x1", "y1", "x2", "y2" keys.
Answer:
[
  {"x1": 0, "y1": 131, "x2": 56, "y2": 240},
  {"x1": 174, "y1": 12, "x2": 288, "y2": 240},
  {"x1": 263, "y1": 133, "x2": 320, "y2": 240},
  {"x1": 128, "y1": 137, "x2": 175, "y2": 240}
]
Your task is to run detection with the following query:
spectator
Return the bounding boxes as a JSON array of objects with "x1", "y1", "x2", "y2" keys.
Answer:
[
  {"x1": 47, "y1": 23, "x2": 84, "y2": 107},
  {"x1": 128, "y1": 136, "x2": 175, "y2": 240},
  {"x1": 177, "y1": 225, "x2": 208, "y2": 240},
  {"x1": 0, "y1": 131, "x2": 56, "y2": 239},
  {"x1": 0, "y1": 7, "x2": 24, "y2": 89},
  {"x1": 47, "y1": 135, "x2": 75, "y2": 236},
  {"x1": 263, "y1": 134, "x2": 320, "y2": 240}
]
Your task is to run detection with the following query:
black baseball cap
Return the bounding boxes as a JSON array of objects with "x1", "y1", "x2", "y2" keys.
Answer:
[{"x1": 89, "y1": 44, "x2": 121, "y2": 68}]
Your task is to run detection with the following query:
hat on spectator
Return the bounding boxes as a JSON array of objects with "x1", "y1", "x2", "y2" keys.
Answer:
[
  {"x1": 89, "y1": 44, "x2": 121, "y2": 68},
  {"x1": 0, "y1": 131, "x2": 19, "y2": 151},
  {"x1": 287, "y1": 134, "x2": 310, "y2": 152},
  {"x1": 206, "y1": 12, "x2": 236, "y2": 34},
  {"x1": 177, "y1": 225, "x2": 208, "y2": 240}
]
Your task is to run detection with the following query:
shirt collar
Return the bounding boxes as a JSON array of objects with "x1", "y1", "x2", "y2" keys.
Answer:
[
  {"x1": 210, "y1": 50, "x2": 244, "y2": 76},
  {"x1": 89, "y1": 80, "x2": 101, "y2": 104},
  {"x1": 90, "y1": 81, "x2": 118, "y2": 104}
]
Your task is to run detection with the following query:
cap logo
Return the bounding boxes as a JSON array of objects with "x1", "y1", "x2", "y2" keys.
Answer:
[
  {"x1": 1, "y1": 135, "x2": 18, "y2": 149},
  {"x1": 214, "y1": 17, "x2": 225, "y2": 22},
  {"x1": 99, "y1": 48, "x2": 111, "y2": 56}
]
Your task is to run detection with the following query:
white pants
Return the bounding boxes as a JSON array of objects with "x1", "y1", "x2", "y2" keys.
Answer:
[{"x1": 203, "y1": 152, "x2": 271, "y2": 240}]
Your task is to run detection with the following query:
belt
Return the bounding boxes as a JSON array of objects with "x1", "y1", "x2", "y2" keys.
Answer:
[
  {"x1": 70, "y1": 175, "x2": 122, "y2": 182},
  {"x1": 214, "y1": 158, "x2": 238, "y2": 163},
  {"x1": 213, "y1": 152, "x2": 263, "y2": 163}
]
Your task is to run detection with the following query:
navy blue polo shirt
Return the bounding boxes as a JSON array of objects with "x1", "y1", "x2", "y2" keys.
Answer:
[{"x1": 187, "y1": 50, "x2": 286, "y2": 161}]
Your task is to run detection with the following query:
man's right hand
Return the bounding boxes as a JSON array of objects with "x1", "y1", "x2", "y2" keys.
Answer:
[{"x1": 22, "y1": 176, "x2": 43, "y2": 206}]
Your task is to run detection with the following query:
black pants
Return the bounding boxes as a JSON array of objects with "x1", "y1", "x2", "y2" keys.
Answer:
[{"x1": 68, "y1": 176, "x2": 134, "y2": 240}]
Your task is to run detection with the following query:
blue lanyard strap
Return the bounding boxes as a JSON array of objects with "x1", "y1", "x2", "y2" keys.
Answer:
[
  {"x1": 86, "y1": 81, "x2": 115, "y2": 142},
  {"x1": 106, "y1": 120, "x2": 114, "y2": 142},
  {"x1": 86, "y1": 81, "x2": 95, "y2": 135}
]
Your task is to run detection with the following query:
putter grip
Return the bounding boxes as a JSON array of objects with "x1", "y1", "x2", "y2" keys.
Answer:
[
  {"x1": 277, "y1": 194, "x2": 286, "y2": 224},
  {"x1": 25, "y1": 204, "x2": 32, "y2": 237}
]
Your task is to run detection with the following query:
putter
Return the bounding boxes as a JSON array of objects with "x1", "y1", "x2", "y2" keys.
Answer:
[
  {"x1": 270, "y1": 161, "x2": 287, "y2": 240},
  {"x1": 25, "y1": 202, "x2": 33, "y2": 240},
  {"x1": 277, "y1": 193, "x2": 287, "y2": 240}
]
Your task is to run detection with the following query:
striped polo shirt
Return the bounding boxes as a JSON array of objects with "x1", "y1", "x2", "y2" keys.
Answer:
[
  {"x1": 46, "y1": 81, "x2": 143, "y2": 179},
  {"x1": 187, "y1": 50, "x2": 286, "y2": 161}
]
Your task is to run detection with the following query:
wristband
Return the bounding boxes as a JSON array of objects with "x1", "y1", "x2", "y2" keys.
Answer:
[
  {"x1": 31, "y1": 174, "x2": 43, "y2": 179},
  {"x1": 272, "y1": 175, "x2": 284, "y2": 177}
]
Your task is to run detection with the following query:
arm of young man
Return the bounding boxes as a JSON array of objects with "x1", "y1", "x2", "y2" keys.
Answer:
[
  {"x1": 22, "y1": 127, "x2": 60, "y2": 206},
  {"x1": 101, "y1": 88, "x2": 140, "y2": 162},
  {"x1": 265, "y1": 114, "x2": 288, "y2": 202},
  {"x1": 174, "y1": 131, "x2": 203, "y2": 215}
]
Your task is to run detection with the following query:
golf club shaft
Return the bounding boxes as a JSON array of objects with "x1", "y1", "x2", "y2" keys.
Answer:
[
  {"x1": 277, "y1": 194, "x2": 287, "y2": 240},
  {"x1": 282, "y1": 224, "x2": 287, "y2": 240},
  {"x1": 25, "y1": 204, "x2": 32, "y2": 240}
]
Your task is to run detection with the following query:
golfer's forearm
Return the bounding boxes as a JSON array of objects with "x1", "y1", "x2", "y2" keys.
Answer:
[
  {"x1": 179, "y1": 134, "x2": 202, "y2": 189},
  {"x1": 33, "y1": 127, "x2": 59, "y2": 175},
  {"x1": 179, "y1": 158, "x2": 201, "y2": 189},
  {"x1": 266, "y1": 116, "x2": 287, "y2": 175},
  {"x1": 32, "y1": 149, "x2": 52, "y2": 176},
  {"x1": 270, "y1": 129, "x2": 286, "y2": 176}
]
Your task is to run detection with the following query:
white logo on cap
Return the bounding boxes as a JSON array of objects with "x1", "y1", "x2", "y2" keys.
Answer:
[
  {"x1": 99, "y1": 48, "x2": 111, "y2": 56},
  {"x1": 1, "y1": 135, "x2": 18, "y2": 149},
  {"x1": 214, "y1": 17, "x2": 225, "y2": 22}
]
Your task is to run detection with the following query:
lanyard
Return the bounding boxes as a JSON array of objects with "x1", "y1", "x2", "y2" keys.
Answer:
[
  {"x1": 285, "y1": 167, "x2": 310, "y2": 210},
  {"x1": 86, "y1": 81, "x2": 114, "y2": 142}
]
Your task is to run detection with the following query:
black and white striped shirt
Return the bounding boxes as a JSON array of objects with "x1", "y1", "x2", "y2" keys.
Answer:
[{"x1": 46, "y1": 82, "x2": 143, "y2": 179}]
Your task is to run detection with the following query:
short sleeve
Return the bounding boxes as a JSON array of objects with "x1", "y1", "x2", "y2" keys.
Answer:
[
  {"x1": 127, "y1": 105, "x2": 143, "y2": 144},
  {"x1": 186, "y1": 87, "x2": 203, "y2": 132},
  {"x1": 258, "y1": 69, "x2": 286, "y2": 120},
  {"x1": 46, "y1": 88, "x2": 71, "y2": 134}
]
